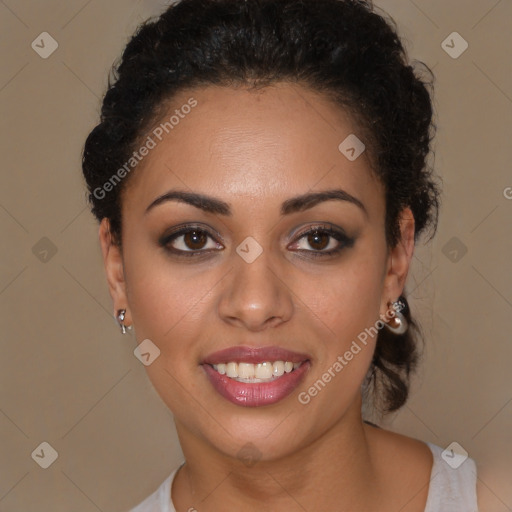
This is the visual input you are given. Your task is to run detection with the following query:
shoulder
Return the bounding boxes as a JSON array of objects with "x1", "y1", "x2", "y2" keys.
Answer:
[
  {"x1": 125, "y1": 465, "x2": 182, "y2": 512},
  {"x1": 364, "y1": 423, "x2": 434, "y2": 511},
  {"x1": 364, "y1": 423, "x2": 479, "y2": 512},
  {"x1": 364, "y1": 422, "x2": 434, "y2": 474},
  {"x1": 423, "y1": 441, "x2": 479, "y2": 512}
]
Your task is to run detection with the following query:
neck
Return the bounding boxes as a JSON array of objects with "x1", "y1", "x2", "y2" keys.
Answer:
[{"x1": 172, "y1": 398, "x2": 383, "y2": 511}]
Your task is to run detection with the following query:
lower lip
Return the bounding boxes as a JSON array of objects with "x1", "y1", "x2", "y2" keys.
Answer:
[{"x1": 202, "y1": 361, "x2": 311, "y2": 407}]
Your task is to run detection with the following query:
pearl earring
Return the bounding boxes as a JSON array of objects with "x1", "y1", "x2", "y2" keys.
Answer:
[{"x1": 384, "y1": 299, "x2": 408, "y2": 335}]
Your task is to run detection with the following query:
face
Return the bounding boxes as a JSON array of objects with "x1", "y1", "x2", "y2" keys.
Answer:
[{"x1": 100, "y1": 82, "x2": 414, "y2": 462}]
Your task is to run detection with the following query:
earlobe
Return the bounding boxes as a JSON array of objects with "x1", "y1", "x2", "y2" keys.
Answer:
[{"x1": 98, "y1": 218, "x2": 129, "y2": 321}]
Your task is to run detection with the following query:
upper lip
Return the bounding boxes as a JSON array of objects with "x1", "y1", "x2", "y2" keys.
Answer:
[{"x1": 202, "y1": 345, "x2": 311, "y2": 365}]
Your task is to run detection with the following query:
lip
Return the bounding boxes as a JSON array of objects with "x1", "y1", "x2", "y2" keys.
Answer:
[
  {"x1": 201, "y1": 345, "x2": 311, "y2": 407},
  {"x1": 202, "y1": 345, "x2": 311, "y2": 365}
]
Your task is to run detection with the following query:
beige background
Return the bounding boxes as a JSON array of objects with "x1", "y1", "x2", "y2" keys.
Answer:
[{"x1": 1, "y1": 0, "x2": 511, "y2": 510}]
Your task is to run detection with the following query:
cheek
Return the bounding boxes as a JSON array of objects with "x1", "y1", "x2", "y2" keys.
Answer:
[
  {"x1": 292, "y1": 263, "x2": 384, "y2": 428},
  {"x1": 125, "y1": 255, "x2": 208, "y2": 348},
  {"x1": 293, "y1": 254, "x2": 386, "y2": 348},
  {"x1": 124, "y1": 254, "x2": 214, "y2": 411}
]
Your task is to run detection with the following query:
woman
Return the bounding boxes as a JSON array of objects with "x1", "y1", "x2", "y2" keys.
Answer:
[{"x1": 82, "y1": 0, "x2": 479, "y2": 510}]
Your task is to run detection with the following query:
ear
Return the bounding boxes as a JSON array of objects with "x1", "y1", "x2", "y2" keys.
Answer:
[
  {"x1": 98, "y1": 218, "x2": 131, "y2": 326},
  {"x1": 380, "y1": 207, "x2": 415, "y2": 316}
]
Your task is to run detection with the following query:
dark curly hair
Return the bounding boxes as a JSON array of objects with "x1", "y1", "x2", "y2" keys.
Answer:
[{"x1": 82, "y1": 0, "x2": 441, "y2": 414}]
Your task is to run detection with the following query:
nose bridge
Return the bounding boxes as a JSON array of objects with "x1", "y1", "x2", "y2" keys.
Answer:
[{"x1": 218, "y1": 238, "x2": 293, "y2": 329}]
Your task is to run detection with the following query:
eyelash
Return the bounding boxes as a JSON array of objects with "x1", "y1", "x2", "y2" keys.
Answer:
[
  {"x1": 159, "y1": 223, "x2": 354, "y2": 259},
  {"x1": 291, "y1": 224, "x2": 354, "y2": 258}
]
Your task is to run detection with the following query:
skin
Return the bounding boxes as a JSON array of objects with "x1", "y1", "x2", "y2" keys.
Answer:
[{"x1": 99, "y1": 82, "x2": 436, "y2": 511}]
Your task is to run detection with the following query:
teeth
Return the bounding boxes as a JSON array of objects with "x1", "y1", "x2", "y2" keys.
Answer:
[
  {"x1": 273, "y1": 361, "x2": 285, "y2": 376},
  {"x1": 226, "y1": 362, "x2": 238, "y2": 378},
  {"x1": 255, "y1": 362, "x2": 273, "y2": 379},
  {"x1": 238, "y1": 362, "x2": 254, "y2": 379},
  {"x1": 211, "y1": 360, "x2": 304, "y2": 382}
]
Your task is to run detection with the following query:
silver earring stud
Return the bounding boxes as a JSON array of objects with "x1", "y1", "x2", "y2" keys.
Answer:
[
  {"x1": 384, "y1": 299, "x2": 408, "y2": 335},
  {"x1": 116, "y1": 309, "x2": 132, "y2": 334}
]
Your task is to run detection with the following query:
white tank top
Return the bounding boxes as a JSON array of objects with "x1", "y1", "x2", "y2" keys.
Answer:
[{"x1": 127, "y1": 441, "x2": 479, "y2": 511}]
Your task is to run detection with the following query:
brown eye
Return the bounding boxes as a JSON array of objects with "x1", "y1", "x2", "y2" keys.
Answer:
[
  {"x1": 306, "y1": 230, "x2": 330, "y2": 251},
  {"x1": 183, "y1": 230, "x2": 208, "y2": 250},
  {"x1": 159, "y1": 225, "x2": 223, "y2": 257},
  {"x1": 290, "y1": 224, "x2": 355, "y2": 258}
]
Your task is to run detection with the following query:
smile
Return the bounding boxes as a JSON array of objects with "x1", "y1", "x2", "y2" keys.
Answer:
[
  {"x1": 201, "y1": 346, "x2": 311, "y2": 407},
  {"x1": 211, "y1": 360, "x2": 303, "y2": 382}
]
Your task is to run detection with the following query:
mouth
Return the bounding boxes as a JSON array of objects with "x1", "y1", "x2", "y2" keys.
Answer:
[
  {"x1": 201, "y1": 346, "x2": 311, "y2": 407},
  {"x1": 210, "y1": 360, "x2": 304, "y2": 382}
]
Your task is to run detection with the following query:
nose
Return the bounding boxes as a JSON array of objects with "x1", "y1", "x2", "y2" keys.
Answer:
[{"x1": 217, "y1": 246, "x2": 294, "y2": 331}]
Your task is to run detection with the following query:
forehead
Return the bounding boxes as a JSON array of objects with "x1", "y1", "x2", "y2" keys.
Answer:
[{"x1": 122, "y1": 82, "x2": 383, "y2": 218}]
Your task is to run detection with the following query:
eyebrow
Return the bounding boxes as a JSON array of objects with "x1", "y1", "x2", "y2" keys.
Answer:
[{"x1": 144, "y1": 188, "x2": 368, "y2": 218}]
